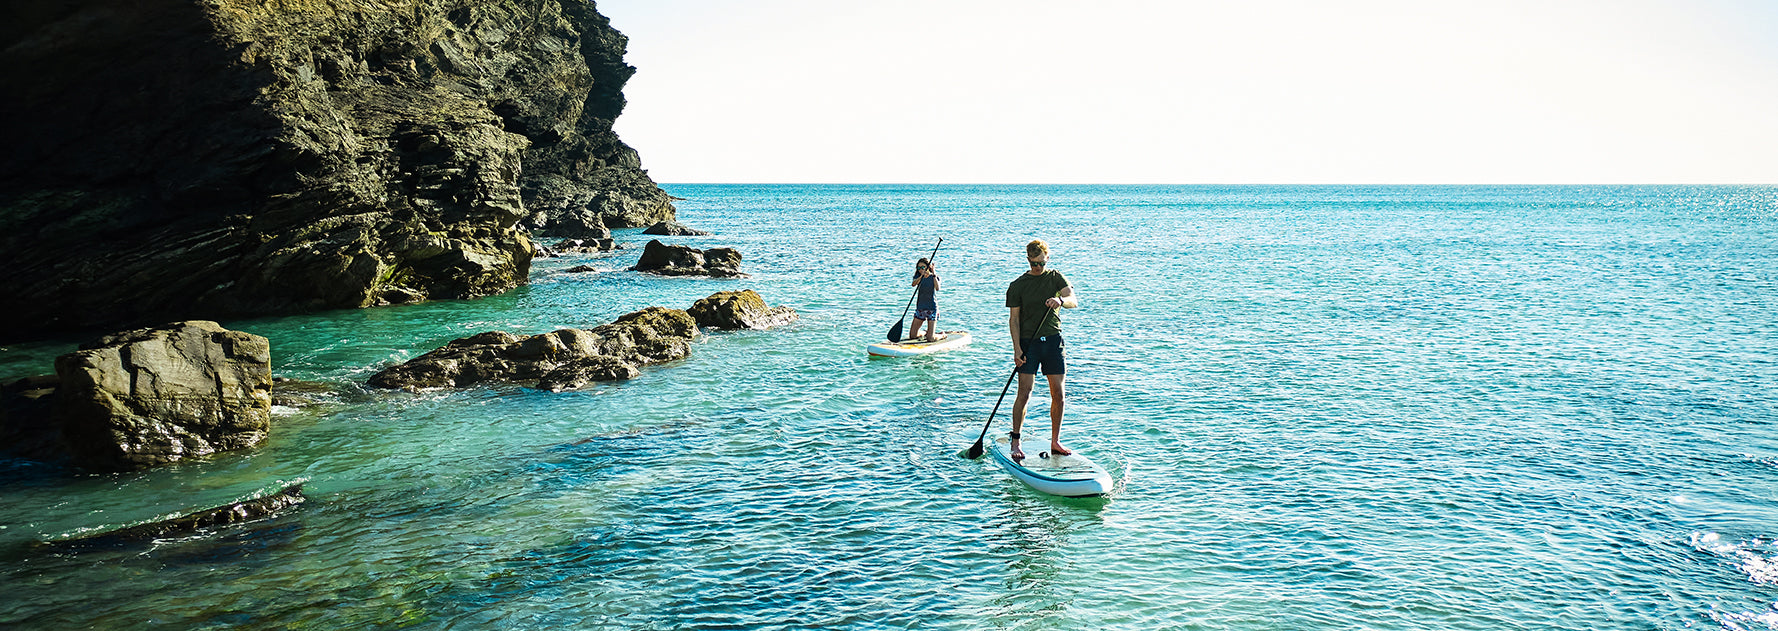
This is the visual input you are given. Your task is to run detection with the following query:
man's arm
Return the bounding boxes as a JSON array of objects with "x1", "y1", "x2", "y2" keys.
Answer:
[
  {"x1": 1047, "y1": 286, "x2": 1078, "y2": 309},
  {"x1": 1009, "y1": 306, "x2": 1023, "y2": 365}
]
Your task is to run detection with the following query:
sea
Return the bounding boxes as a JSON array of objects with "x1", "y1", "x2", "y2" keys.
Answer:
[{"x1": 1, "y1": 184, "x2": 1774, "y2": 630}]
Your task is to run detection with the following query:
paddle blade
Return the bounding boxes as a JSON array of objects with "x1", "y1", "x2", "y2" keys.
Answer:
[
  {"x1": 964, "y1": 438, "x2": 986, "y2": 460},
  {"x1": 887, "y1": 320, "x2": 904, "y2": 343}
]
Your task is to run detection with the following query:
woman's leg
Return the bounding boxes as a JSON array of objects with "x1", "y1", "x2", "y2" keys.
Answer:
[{"x1": 907, "y1": 318, "x2": 926, "y2": 341}]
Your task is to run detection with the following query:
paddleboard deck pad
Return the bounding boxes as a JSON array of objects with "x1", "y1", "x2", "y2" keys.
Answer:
[
  {"x1": 867, "y1": 331, "x2": 972, "y2": 357},
  {"x1": 988, "y1": 432, "x2": 1113, "y2": 497}
]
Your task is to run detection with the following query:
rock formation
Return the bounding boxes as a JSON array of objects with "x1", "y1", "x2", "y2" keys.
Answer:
[
  {"x1": 367, "y1": 306, "x2": 696, "y2": 391},
  {"x1": 642, "y1": 220, "x2": 712, "y2": 236},
  {"x1": 633, "y1": 239, "x2": 745, "y2": 277},
  {"x1": 52, "y1": 321, "x2": 274, "y2": 471},
  {"x1": 689, "y1": 290, "x2": 798, "y2": 330},
  {"x1": 0, "y1": 0, "x2": 674, "y2": 341}
]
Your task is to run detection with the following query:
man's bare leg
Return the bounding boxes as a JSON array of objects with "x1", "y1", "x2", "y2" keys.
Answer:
[
  {"x1": 1010, "y1": 373, "x2": 1035, "y2": 460},
  {"x1": 1046, "y1": 373, "x2": 1071, "y2": 456}
]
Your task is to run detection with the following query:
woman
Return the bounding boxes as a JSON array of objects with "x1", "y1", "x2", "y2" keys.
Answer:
[{"x1": 909, "y1": 257, "x2": 940, "y2": 342}]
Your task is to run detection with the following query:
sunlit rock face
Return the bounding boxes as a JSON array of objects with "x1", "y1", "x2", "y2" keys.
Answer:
[
  {"x1": 0, "y1": 0, "x2": 673, "y2": 341},
  {"x1": 54, "y1": 321, "x2": 273, "y2": 471}
]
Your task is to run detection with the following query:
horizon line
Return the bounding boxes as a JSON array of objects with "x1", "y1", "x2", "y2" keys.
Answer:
[{"x1": 654, "y1": 182, "x2": 1778, "y2": 187}]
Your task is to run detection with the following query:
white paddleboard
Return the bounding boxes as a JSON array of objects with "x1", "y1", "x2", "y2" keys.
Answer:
[
  {"x1": 867, "y1": 330, "x2": 972, "y2": 357},
  {"x1": 988, "y1": 432, "x2": 1113, "y2": 497}
]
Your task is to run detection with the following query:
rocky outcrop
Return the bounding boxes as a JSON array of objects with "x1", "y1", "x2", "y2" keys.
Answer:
[
  {"x1": 642, "y1": 221, "x2": 711, "y2": 236},
  {"x1": 367, "y1": 306, "x2": 695, "y2": 391},
  {"x1": 45, "y1": 482, "x2": 305, "y2": 547},
  {"x1": 0, "y1": 0, "x2": 673, "y2": 341},
  {"x1": 633, "y1": 239, "x2": 745, "y2": 277},
  {"x1": 689, "y1": 290, "x2": 798, "y2": 330},
  {"x1": 54, "y1": 321, "x2": 273, "y2": 471}
]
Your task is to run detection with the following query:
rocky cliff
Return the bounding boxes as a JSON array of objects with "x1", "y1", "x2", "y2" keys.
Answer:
[{"x1": 0, "y1": 0, "x2": 674, "y2": 341}]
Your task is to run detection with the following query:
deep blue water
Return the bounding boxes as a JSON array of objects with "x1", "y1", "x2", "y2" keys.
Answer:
[{"x1": 1, "y1": 184, "x2": 1775, "y2": 630}]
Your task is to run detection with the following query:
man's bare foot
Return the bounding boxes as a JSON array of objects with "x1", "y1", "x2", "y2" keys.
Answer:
[
  {"x1": 1009, "y1": 431, "x2": 1025, "y2": 461},
  {"x1": 1049, "y1": 442, "x2": 1073, "y2": 457}
]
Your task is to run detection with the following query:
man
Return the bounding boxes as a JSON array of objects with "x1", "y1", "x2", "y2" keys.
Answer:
[{"x1": 1006, "y1": 239, "x2": 1078, "y2": 461}]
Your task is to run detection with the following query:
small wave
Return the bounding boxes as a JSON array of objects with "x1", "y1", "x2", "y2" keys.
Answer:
[
  {"x1": 1712, "y1": 608, "x2": 1778, "y2": 631},
  {"x1": 1692, "y1": 531, "x2": 1778, "y2": 587}
]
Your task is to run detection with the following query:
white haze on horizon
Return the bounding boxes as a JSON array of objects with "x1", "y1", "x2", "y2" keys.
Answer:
[{"x1": 600, "y1": 0, "x2": 1778, "y2": 184}]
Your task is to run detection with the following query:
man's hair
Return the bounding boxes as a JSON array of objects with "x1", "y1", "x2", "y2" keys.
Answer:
[{"x1": 1026, "y1": 240, "x2": 1049, "y2": 259}]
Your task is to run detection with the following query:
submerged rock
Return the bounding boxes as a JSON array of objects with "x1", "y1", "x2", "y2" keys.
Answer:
[
  {"x1": 55, "y1": 321, "x2": 273, "y2": 471},
  {"x1": 45, "y1": 482, "x2": 305, "y2": 547},
  {"x1": 689, "y1": 290, "x2": 798, "y2": 330},
  {"x1": 270, "y1": 377, "x2": 352, "y2": 409},
  {"x1": 633, "y1": 240, "x2": 745, "y2": 277},
  {"x1": 549, "y1": 238, "x2": 616, "y2": 255},
  {"x1": 367, "y1": 307, "x2": 696, "y2": 391},
  {"x1": 0, "y1": 375, "x2": 63, "y2": 461},
  {"x1": 0, "y1": 1, "x2": 674, "y2": 341},
  {"x1": 642, "y1": 221, "x2": 712, "y2": 236}
]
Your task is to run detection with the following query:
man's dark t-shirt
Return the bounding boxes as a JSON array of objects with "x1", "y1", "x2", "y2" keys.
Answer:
[{"x1": 1005, "y1": 269, "x2": 1069, "y2": 339}]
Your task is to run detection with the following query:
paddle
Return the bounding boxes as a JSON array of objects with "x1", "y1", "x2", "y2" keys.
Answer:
[
  {"x1": 887, "y1": 237, "x2": 943, "y2": 343},
  {"x1": 964, "y1": 305, "x2": 1055, "y2": 460}
]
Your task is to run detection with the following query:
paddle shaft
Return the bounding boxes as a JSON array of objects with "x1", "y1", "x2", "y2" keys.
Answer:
[
  {"x1": 966, "y1": 305, "x2": 1056, "y2": 459},
  {"x1": 889, "y1": 238, "x2": 943, "y2": 341}
]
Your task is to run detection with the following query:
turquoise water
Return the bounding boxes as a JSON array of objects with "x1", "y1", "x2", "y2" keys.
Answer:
[{"x1": 2, "y1": 184, "x2": 1776, "y2": 629}]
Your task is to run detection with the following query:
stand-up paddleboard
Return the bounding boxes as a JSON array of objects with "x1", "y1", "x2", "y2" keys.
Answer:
[
  {"x1": 987, "y1": 432, "x2": 1113, "y2": 497},
  {"x1": 866, "y1": 331, "x2": 972, "y2": 357}
]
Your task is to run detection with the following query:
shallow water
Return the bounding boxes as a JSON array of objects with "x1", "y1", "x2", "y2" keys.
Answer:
[{"x1": 2, "y1": 185, "x2": 1775, "y2": 630}]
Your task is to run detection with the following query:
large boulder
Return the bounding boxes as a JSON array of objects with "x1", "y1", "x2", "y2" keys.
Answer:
[
  {"x1": 368, "y1": 307, "x2": 696, "y2": 391},
  {"x1": 54, "y1": 321, "x2": 273, "y2": 471},
  {"x1": 633, "y1": 240, "x2": 745, "y2": 277},
  {"x1": 0, "y1": 0, "x2": 673, "y2": 342},
  {"x1": 689, "y1": 290, "x2": 798, "y2": 330}
]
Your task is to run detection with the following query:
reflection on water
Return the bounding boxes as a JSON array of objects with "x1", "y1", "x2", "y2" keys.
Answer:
[{"x1": 984, "y1": 489, "x2": 1107, "y2": 629}]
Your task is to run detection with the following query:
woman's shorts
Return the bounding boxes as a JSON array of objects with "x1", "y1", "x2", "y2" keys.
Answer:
[
  {"x1": 913, "y1": 308, "x2": 938, "y2": 320},
  {"x1": 1016, "y1": 335, "x2": 1065, "y2": 375}
]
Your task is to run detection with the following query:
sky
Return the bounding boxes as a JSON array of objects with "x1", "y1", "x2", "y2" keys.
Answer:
[{"x1": 598, "y1": 0, "x2": 1778, "y2": 184}]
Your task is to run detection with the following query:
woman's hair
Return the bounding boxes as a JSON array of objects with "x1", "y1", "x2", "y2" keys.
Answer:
[
  {"x1": 1026, "y1": 240, "x2": 1049, "y2": 259},
  {"x1": 916, "y1": 257, "x2": 931, "y2": 269}
]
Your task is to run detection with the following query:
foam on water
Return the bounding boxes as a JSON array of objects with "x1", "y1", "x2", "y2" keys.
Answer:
[{"x1": 1, "y1": 184, "x2": 1775, "y2": 629}]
